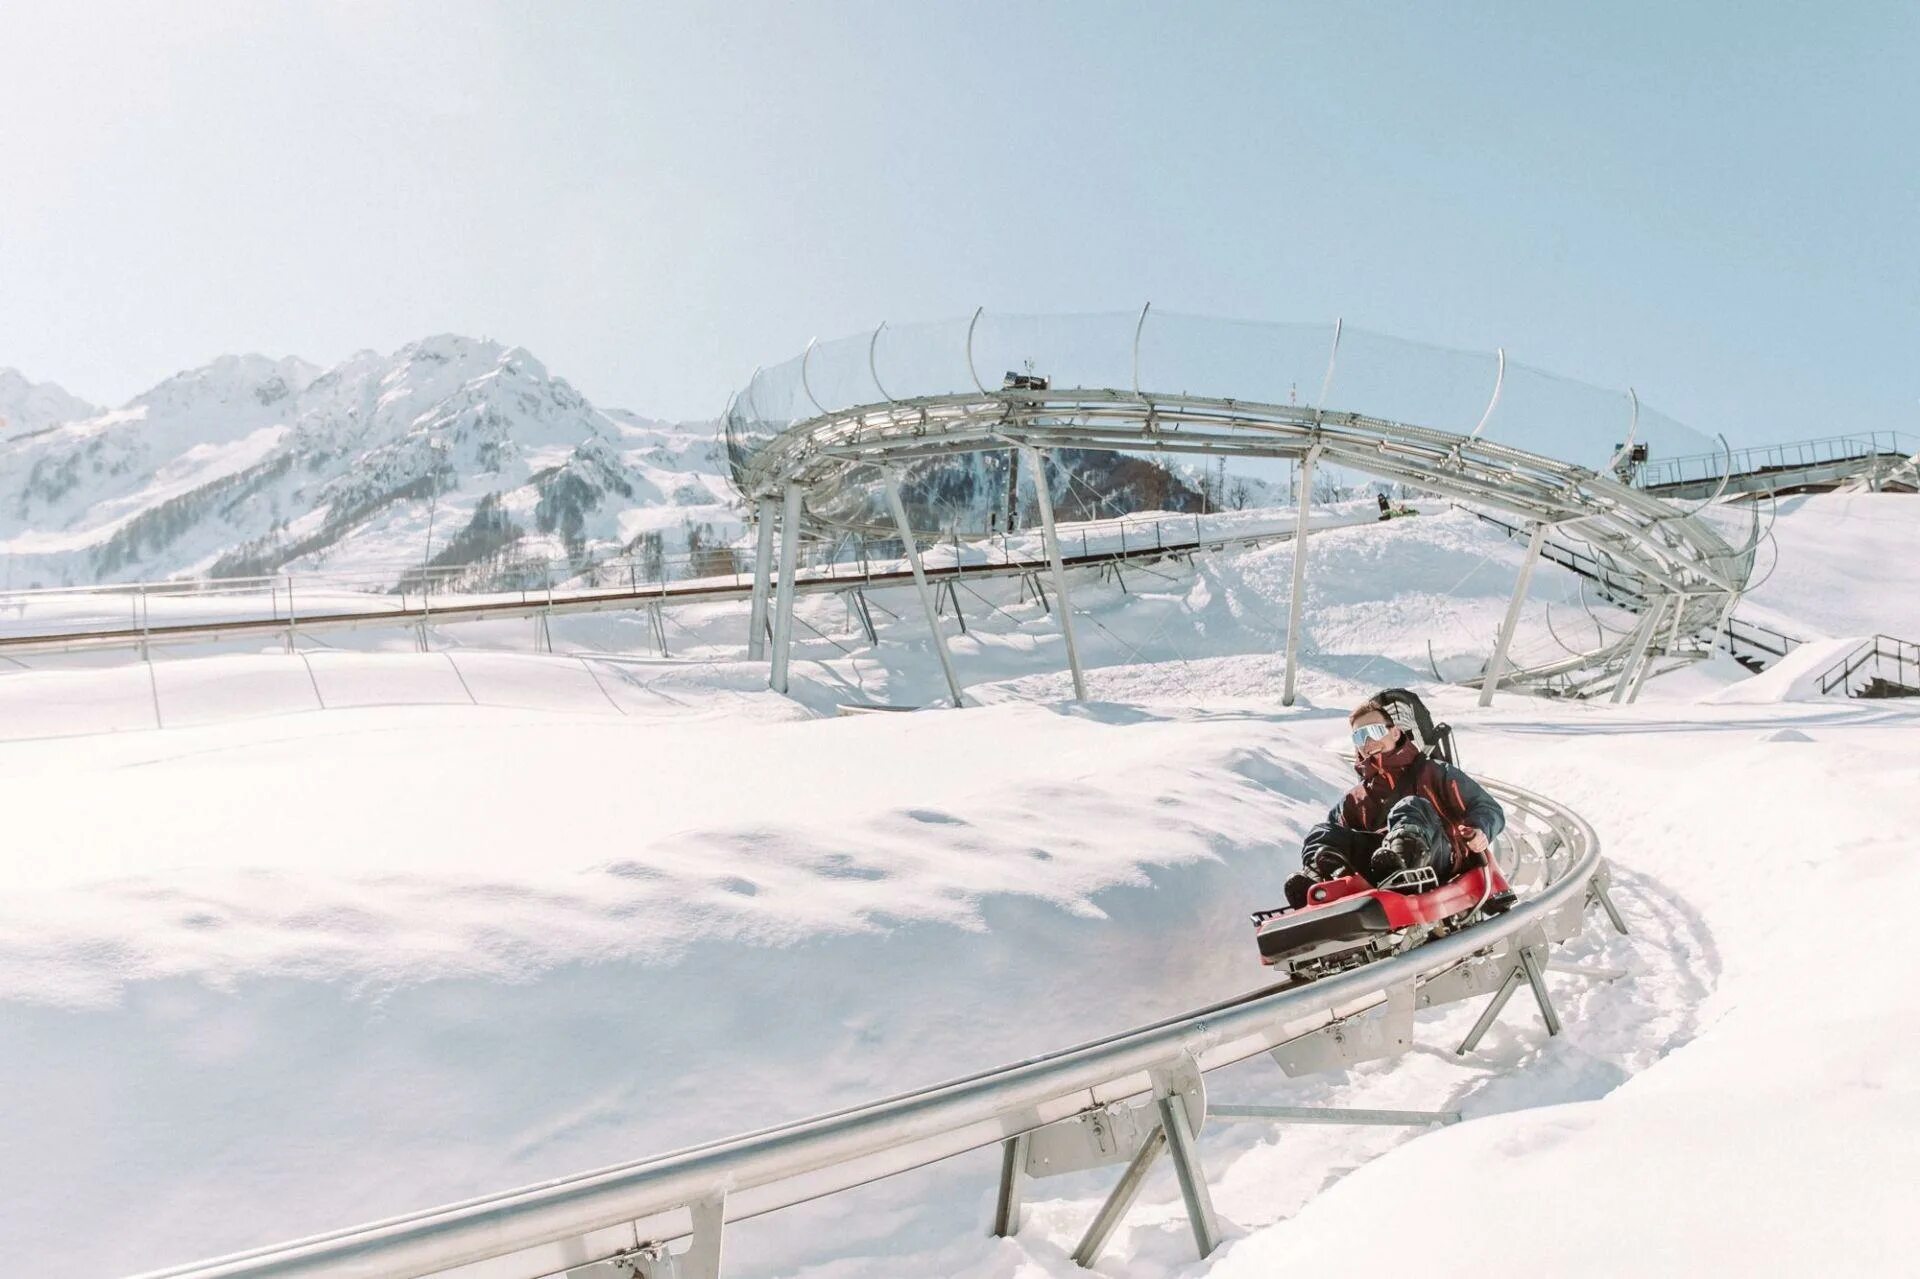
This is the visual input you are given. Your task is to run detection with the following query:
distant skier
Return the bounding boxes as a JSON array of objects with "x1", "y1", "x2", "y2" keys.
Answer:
[
  {"x1": 1285, "y1": 695, "x2": 1505, "y2": 907},
  {"x1": 1377, "y1": 492, "x2": 1392, "y2": 521}
]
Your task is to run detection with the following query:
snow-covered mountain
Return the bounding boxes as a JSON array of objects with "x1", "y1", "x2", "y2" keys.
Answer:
[
  {"x1": 0, "y1": 339, "x2": 740, "y2": 590},
  {"x1": 0, "y1": 370, "x2": 99, "y2": 441}
]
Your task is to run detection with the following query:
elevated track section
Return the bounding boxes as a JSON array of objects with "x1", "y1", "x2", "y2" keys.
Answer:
[
  {"x1": 726, "y1": 310, "x2": 1757, "y2": 704},
  {"x1": 140, "y1": 775, "x2": 1621, "y2": 1279}
]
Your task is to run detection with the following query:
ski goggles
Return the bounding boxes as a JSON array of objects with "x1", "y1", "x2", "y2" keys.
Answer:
[{"x1": 1350, "y1": 722, "x2": 1394, "y2": 748}]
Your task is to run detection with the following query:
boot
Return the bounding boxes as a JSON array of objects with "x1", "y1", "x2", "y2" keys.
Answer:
[{"x1": 1370, "y1": 826, "x2": 1429, "y2": 889}]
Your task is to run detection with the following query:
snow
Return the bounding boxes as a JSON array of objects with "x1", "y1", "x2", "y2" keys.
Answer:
[
  {"x1": 1702, "y1": 633, "x2": 1864, "y2": 703},
  {"x1": 1734, "y1": 492, "x2": 1920, "y2": 641},
  {"x1": 0, "y1": 486, "x2": 1915, "y2": 1278}
]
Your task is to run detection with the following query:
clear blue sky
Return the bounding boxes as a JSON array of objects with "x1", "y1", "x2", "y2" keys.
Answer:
[{"x1": 1, "y1": 1, "x2": 1913, "y2": 440}]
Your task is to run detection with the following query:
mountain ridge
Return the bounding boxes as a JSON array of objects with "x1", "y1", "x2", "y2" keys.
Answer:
[{"x1": 0, "y1": 337, "x2": 739, "y2": 590}]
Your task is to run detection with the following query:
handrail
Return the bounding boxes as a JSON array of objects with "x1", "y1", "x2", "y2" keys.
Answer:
[
  {"x1": 1463, "y1": 505, "x2": 1804, "y2": 672},
  {"x1": 1636, "y1": 429, "x2": 1915, "y2": 491},
  {"x1": 1816, "y1": 632, "x2": 1920, "y2": 696},
  {"x1": 136, "y1": 778, "x2": 1601, "y2": 1279},
  {"x1": 0, "y1": 514, "x2": 1325, "y2": 660}
]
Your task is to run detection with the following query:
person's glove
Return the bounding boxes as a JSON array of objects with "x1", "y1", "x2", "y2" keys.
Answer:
[{"x1": 1456, "y1": 824, "x2": 1491, "y2": 855}]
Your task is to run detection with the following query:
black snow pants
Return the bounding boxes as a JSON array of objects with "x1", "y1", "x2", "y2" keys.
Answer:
[{"x1": 1301, "y1": 795, "x2": 1454, "y2": 887}]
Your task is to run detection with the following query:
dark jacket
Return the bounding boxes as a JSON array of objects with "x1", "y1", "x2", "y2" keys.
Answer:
[{"x1": 1302, "y1": 734, "x2": 1505, "y2": 868}]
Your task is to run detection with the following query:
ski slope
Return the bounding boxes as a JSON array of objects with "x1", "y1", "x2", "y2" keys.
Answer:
[{"x1": 1, "y1": 496, "x2": 1914, "y2": 1277}]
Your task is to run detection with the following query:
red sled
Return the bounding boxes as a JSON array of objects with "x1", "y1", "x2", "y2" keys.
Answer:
[{"x1": 1251, "y1": 859, "x2": 1515, "y2": 980}]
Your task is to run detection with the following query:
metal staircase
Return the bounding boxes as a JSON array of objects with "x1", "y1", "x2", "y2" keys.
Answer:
[{"x1": 1815, "y1": 634, "x2": 1920, "y2": 698}]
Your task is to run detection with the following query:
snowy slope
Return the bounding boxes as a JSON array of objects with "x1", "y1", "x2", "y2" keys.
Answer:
[
  {"x1": 0, "y1": 488, "x2": 1914, "y2": 1277},
  {"x1": 0, "y1": 341, "x2": 740, "y2": 590},
  {"x1": 1739, "y1": 491, "x2": 1920, "y2": 640}
]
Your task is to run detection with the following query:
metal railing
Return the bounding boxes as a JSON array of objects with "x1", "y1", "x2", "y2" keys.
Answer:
[
  {"x1": 1816, "y1": 633, "x2": 1920, "y2": 697},
  {"x1": 1464, "y1": 506, "x2": 1810, "y2": 676},
  {"x1": 0, "y1": 510, "x2": 1323, "y2": 660},
  {"x1": 1725, "y1": 615, "x2": 1804, "y2": 668},
  {"x1": 1635, "y1": 430, "x2": 1916, "y2": 491},
  {"x1": 137, "y1": 777, "x2": 1612, "y2": 1279}
]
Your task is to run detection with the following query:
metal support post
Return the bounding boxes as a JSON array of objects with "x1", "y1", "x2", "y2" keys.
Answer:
[
  {"x1": 1625, "y1": 595, "x2": 1673, "y2": 703},
  {"x1": 1518, "y1": 946, "x2": 1562, "y2": 1036},
  {"x1": 1479, "y1": 521, "x2": 1548, "y2": 707},
  {"x1": 747, "y1": 494, "x2": 777, "y2": 660},
  {"x1": 1665, "y1": 591, "x2": 1689, "y2": 651},
  {"x1": 850, "y1": 590, "x2": 878, "y2": 644},
  {"x1": 680, "y1": 1193, "x2": 726, "y2": 1279},
  {"x1": 940, "y1": 580, "x2": 967, "y2": 632},
  {"x1": 1208, "y1": 1104, "x2": 1460, "y2": 1127},
  {"x1": 1590, "y1": 863, "x2": 1630, "y2": 935},
  {"x1": 1620, "y1": 595, "x2": 1666, "y2": 702},
  {"x1": 1157, "y1": 1092, "x2": 1220, "y2": 1259},
  {"x1": 1070, "y1": 1125, "x2": 1167, "y2": 1269},
  {"x1": 1607, "y1": 599, "x2": 1662, "y2": 704},
  {"x1": 1457, "y1": 964, "x2": 1524, "y2": 1056},
  {"x1": 881, "y1": 471, "x2": 967, "y2": 707},
  {"x1": 1281, "y1": 447, "x2": 1320, "y2": 707},
  {"x1": 992, "y1": 1133, "x2": 1028, "y2": 1237},
  {"x1": 1021, "y1": 445, "x2": 1088, "y2": 701},
  {"x1": 769, "y1": 484, "x2": 803, "y2": 694},
  {"x1": 649, "y1": 603, "x2": 669, "y2": 657}
]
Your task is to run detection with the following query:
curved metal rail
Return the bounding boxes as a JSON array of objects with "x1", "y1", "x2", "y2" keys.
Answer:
[{"x1": 137, "y1": 776, "x2": 1614, "y2": 1279}]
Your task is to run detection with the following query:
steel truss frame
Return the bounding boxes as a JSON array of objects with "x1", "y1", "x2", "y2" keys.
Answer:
[{"x1": 734, "y1": 388, "x2": 1751, "y2": 700}]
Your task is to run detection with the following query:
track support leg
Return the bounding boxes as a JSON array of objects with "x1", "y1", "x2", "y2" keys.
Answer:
[
  {"x1": 1590, "y1": 863, "x2": 1630, "y2": 935},
  {"x1": 747, "y1": 494, "x2": 777, "y2": 660},
  {"x1": 769, "y1": 483, "x2": 802, "y2": 693},
  {"x1": 882, "y1": 470, "x2": 967, "y2": 707},
  {"x1": 1518, "y1": 945, "x2": 1562, "y2": 1036},
  {"x1": 1070, "y1": 1124, "x2": 1167, "y2": 1268},
  {"x1": 992, "y1": 1133, "x2": 1028, "y2": 1238},
  {"x1": 1457, "y1": 963, "x2": 1524, "y2": 1055},
  {"x1": 1159, "y1": 1093, "x2": 1221, "y2": 1260},
  {"x1": 847, "y1": 590, "x2": 878, "y2": 645},
  {"x1": 1281, "y1": 446, "x2": 1319, "y2": 707},
  {"x1": 1022, "y1": 445, "x2": 1088, "y2": 701},
  {"x1": 649, "y1": 603, "x2": 669, "y2": 657},
  {"x1": 1479, "y1": 520, "x2": 1548, "y2": 707},
  {"x1": 1610, "y1": 595, "x2": 1665, "y2": 704}
]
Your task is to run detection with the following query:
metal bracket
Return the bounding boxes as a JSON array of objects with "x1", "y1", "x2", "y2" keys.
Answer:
[
  {"x1": 1024, "y1": 1057, "x2": 1204, "y2": 1178},
  {"x1": 1271, "y1": 981, "x2": 1415, "y2": 1077},
  {"x1": 1416, "y1": 949, "x2": 1514, "y2": 1010},
  {"x1": 572, "y1": 1241, "x2": 672, "y2": 1279}
]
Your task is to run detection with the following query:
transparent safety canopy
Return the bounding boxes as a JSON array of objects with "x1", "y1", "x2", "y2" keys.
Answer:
[{"x1": 724, "y1": 311, "x2": 1729, "y2": 526}]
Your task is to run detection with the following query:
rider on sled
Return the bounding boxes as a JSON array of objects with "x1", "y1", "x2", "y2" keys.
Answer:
[{"x1": 1285, "y1": 693, "x2": 1506, "y2": 909}]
